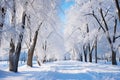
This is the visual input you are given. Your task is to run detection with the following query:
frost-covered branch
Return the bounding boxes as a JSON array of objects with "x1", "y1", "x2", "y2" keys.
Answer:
[{"x1": 85, "y1": 11, "x2": 105, "y2": 32}]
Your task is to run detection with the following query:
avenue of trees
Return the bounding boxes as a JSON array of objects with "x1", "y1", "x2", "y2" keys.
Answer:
[
  {"x1": 64, "y1": 0, "x2": 120, "y2": 65},
  {"x1": 0, "y1": 0, "x2": 64, "y2": 72},
  {"x1": 0, "y1": 0, "x2": 119, "y2": 72}
]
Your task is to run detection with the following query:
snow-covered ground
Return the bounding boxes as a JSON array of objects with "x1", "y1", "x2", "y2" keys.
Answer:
[{"x1": 0, "y1": 60, "x2": 120, "y2": 80}]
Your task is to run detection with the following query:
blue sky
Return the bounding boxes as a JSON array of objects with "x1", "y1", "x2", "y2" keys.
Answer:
[{"x1": 59, "y1": 0, "x2": 75, "y2": 23}]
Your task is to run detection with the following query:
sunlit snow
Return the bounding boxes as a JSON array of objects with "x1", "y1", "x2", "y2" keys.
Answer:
[{"x1": 0, "y1": 60, "x2": 120, "y2": 80}]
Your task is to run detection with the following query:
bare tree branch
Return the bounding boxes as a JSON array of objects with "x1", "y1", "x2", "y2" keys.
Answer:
[
  {"x1": 100, "y1": 8, "x2": 113, "y2": 45},
  {"x1": 114, "y1": 0, "x2": 120, "y2": 20},
  {"x1": 85, "y1": 11, "x2": 106, "y2": 32},
  {"x1": 115, "y1": 35, "x2": 120, "y2": 39},
  {"x1": 100, "y1": 8, "x2": 109, "y2": 31},
  {"x1": 113, "y1": 18, "x2": 117, "y2": 42},
  {"x1": 104, "y1": 7, "x2": 111, "y2": 17}
]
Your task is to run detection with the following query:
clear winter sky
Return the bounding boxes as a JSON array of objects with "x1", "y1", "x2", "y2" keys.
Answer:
[{"x1": 59, "y1": 0, "x2": 75, "y2": 23}]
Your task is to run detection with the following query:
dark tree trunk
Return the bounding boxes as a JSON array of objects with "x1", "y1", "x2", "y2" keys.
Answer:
[
  {"x1": 9, "y1": 39, "x2": 15, "y2": 71},
  {"x1": 9, "y1": 12, "x2": 26, "y2": 72},
  {"x1": 80, "y1": 54, "x2": 83, "y2": 61},
  {"x1": 89, "y1": 43, "x2": 95, "y2": 63},
  {"x1": 89, "y1": 53, "x2": 92, "y2": 62},
  {"x1": 9, "y1": 0, "x2": 16, "y2": 72},
  {"x1": 83, "y1": 45, "x2": 87, "y2": 62},
  {"x1": 27, "y1": 30, "x2": 38, "y2": 67},
  {"x1": 13, "y1": 32, "x2": 24, "y2": 72},
  {"x1": 88, "y1": 43, "x2": 92, "y2": 62},
  {"x1": 27, "y1": 22, "x2": 42, "y2": 67},
  {"x1": 95, "y1": 37, "x2": 97, "y2": 63},
  {"x1": 84, "y1": 53, "x2": 87, "y2": 62},
  {"x1": 112, "y1": 50, "x2": 117, "y2": 65},
  {"x1": 42, "y1": 40, "x2": 47, "y2": 63},
  {"x1": 9, "y1": 33, "x2": 24, "y2": 72},
  {"x1": 86, "y1": 25, "x2": 92, "y2": 62}
]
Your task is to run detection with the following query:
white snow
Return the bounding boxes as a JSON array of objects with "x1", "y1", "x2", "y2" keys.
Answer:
[{"x1": 0, "y1": 60, "x2": 120, "y2": 80}]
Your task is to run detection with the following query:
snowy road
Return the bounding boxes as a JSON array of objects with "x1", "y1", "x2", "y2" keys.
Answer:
[{"x1": 0, "y1": 60, "x2": 120, "y2": 80}]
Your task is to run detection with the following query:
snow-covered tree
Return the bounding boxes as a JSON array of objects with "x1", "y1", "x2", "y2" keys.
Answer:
[
  {"x1": 64, "y1": 0, "x2": 120, "y2": 65},
  {"x1": 23, "y1": 0, "x2": 64, "y2": 67},
  {"x1": 0, "y1": 0, "x2": 64, "y2": 72},
  {"x1": 64, "y1": 0, "x2": 100, "y2": 62},
  {"x1": 7, "y1": 0, "x2": 27, "y2": 72},
  {"x1": 0, "y1": 0, "x2": 6, "y2": 47}
]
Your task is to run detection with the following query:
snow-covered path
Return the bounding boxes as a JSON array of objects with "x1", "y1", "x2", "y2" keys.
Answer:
[{"x1": 0, "y1": 60, "x2": 120, "y2": 80}]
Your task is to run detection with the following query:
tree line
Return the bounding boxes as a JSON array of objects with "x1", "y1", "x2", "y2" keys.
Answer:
[
  {"x1": 64, "y1": 0, "x2": 120, "y2": 65},
  {"x1": 0, "y1": 0, "x2": 64, "y2": 72}
]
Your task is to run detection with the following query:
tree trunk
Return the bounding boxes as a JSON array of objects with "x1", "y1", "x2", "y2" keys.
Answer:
[
  {"x1": 9, "y1": 0, "x2": 16, "y2": 72},
  {"x1": 9, "y1": 39, "x2": 15, "y2": 71},
  {"x1": 84, "y1": 53, "x2": 87, "y2": 62},
  {"x1": 112, "y1": 50, "x2": 117, "y2": 65},
  {"x1": 27, "y1": 22, "x2": 42, "y2": 67},
  {"x1": 83, "y1": 45, "x2": 87, "y2": 62},
  {"x1": 86, "y1": 24, "x2": 92, "y2": 62},
  {"x1": 89, "y1": 53, "x2": 92, "y2": 62},
  {"x1": 80, "y1": 54, "x2": 83, "y2": 61},
  {"x1": 100, "y1": 8, "x2": 117, "y2": 65},
  {"x1": 14, "y1": 33, "x2": 24, "y2": 72},
  {"x1": 9, "y1": 32, "x2": 24, "y2": 72},
  {"x1": 95, "y1": 37, "x2": 97, "y2": 63},
  {"x1": 9, "y1": 12, "x2": 26, "y2": 72},
  {"x1": 27, "y1": 30, "x2": 39, "y2": 67},
  {"x1": 88, "y1": 43, "x2": 92, "y2": 62}
]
